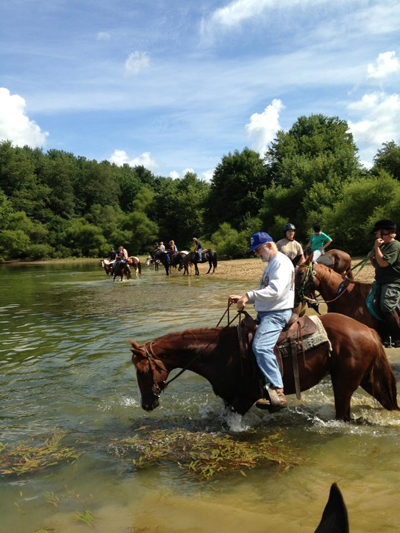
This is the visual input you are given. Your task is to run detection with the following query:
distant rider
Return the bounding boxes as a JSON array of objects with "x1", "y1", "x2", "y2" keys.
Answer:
[
  {"x1": 305, "y1": 224, "x2": 332, "y2": 263},
  {"x1": 276, "y1": 223, "x2": 305, "y2": 267},
  {"x1": 193, "y1": 237, "x2": 203, "y2": 261}
]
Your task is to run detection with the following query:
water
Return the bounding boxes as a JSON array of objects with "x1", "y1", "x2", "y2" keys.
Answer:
[{"x1": 0, "y1": 262, "x2": 400, "y2": 532}]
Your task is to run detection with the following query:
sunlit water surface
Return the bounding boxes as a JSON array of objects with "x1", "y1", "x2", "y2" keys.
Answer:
[{"x1": 0, "y1": 263, "x2": 400, "y2": 533}]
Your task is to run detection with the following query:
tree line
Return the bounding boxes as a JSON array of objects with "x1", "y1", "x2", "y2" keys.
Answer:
[{"x1": 1, "y1": 114, "x2": 400, "y2": 261}]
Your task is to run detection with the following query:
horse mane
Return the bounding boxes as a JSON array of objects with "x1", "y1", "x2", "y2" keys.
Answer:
[{"x1": 316, "y1": 264, "x2": 371, "y2": 293}]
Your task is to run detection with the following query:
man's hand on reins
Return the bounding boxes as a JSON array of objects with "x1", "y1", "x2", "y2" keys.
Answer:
[{"x1": 229, "y1": 294, "x2": 249, "y2": 311}]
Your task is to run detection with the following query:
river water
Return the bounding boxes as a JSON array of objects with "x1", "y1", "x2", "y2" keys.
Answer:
[{"x1": 0, "y1": 263, "x2": 399, "y2": 533}]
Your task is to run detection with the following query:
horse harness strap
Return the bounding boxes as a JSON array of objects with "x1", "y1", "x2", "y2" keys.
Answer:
[{"x1": 159, "y1": 305, "x2": 243, "y2": 389}]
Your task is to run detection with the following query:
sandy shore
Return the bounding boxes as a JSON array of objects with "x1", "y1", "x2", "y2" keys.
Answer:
[{"x1": 208, "y1": 256, "x2": 375, "y2": 283}]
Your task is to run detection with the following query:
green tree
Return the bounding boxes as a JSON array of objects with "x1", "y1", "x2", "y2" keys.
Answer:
[
  {"x1": 372, "y1": 141, "x2": 400, "y2": 180},
  {"x1": 260, "y1": 114, "x2": 362, "y2": 243},
  {"x1": 319, "y1": 171, "x2": 400, "y2": 254},
  {"x1": 204, "y1": 148, "x2": 268, "y2": 234}
]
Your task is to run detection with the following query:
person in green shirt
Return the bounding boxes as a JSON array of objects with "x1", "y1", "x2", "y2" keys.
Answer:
[
  {"x1": 305, "y1": 224, "x2": 332, "y2": 263},
  {"x1": 369, "y1": 219, "x2": 400, "y2": 347}
]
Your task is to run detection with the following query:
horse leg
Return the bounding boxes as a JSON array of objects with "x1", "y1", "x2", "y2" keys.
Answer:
[
  {"x1": 329, "y1": 369, "x2": 357, "y2": 421},
  {"x1": 206, "y1": 259, "x2": 212, "y2": 275}
]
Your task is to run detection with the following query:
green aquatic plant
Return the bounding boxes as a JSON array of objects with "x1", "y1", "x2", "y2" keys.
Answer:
[
  {"x1": 110, "y1": 428, "x2": 300, "y2": 480},
  {"x1": 0, "y1": 431, "x2": 82, "y2": 476},
  {"x1": 74, "y1": 510, "x2": 98, "y2": 529}
]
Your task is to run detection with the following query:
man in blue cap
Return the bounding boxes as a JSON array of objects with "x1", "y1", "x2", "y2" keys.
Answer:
[{"x1": 229, "y1": 232, "x2": 295, "y2": 409}]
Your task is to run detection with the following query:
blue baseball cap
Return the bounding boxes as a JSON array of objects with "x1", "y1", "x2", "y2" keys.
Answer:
[{"x1": 249, "y1": 232, "x2": 273, "y2": 253}]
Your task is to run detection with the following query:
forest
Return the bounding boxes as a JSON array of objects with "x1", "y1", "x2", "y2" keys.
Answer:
[{"x1": 1, "y1": 113, "x2": 400, "y2": 261}]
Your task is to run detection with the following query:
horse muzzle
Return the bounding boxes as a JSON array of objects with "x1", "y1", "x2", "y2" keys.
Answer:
[{"x1": 142, "y1": 397, "x2": 159, "y2": 411}]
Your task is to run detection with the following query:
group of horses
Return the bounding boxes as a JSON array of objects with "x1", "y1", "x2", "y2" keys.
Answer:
[
  {"x1": 147, "y1": 248, "x2": 218, "y2": 276},
  {"x1": 131, "y1": 247, "x2": 400, "y2": 423}
]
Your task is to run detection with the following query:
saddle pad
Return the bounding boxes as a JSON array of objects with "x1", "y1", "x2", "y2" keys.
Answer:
[
  {"x1": 317, "y1": 254, "x2": 334, "y2": 267},
  {"x1": 278, "y1": 315, "x2": 332, "y2": 356}
]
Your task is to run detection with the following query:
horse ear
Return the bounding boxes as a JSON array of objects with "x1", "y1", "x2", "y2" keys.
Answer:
[
  {"x1": 305, "y1": 254, "x2": 313, "y2": 265},
  {"x1": 130, "y1": 340, "x2": 147, "y2": 365}
]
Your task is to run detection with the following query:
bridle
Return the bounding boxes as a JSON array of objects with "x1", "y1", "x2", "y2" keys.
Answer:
[
  {"x1": 138, "y1": 302, "x2": 244, "y2": 398},
  {"x1": 297, "y1": 264, "x2": 352, "y2": 305}
]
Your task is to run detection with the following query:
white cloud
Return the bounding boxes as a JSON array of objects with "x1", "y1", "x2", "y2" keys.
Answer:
[
  {"x1": 201, "y1": 0, "x2": 333, "y2": 38},
  {"x1": 109, "y1": 149, "x2": 158, "y2": 171},
  {"x1": 125, "y1": 51, "x2": 150, "y2": 77},
  {"x1": 0, "y1": 88, "x2": 48, "y2": 148},
  {"x1": 168, "y1": 168, "x2": 195, "y2": 180},
  {"x1": 202, "y1": 169, "x2": 214, "y2": 182},
  {"x1": 348, "y1": 91, "x2": 400, "y2": 163},
  {"x1": 97, "y1": 32, "x2": 111, "y2": 41},
  {"x1": 245, "y1": 99, "x2": 284, "y2": 155},
  {"x1": 367, "y1": 51, "x2": 400, "y2": 80}
]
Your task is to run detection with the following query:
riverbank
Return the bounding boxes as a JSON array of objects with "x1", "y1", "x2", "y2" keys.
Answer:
[{"x1": 3, "y1": 255, "x2": 375, "y2": 283}]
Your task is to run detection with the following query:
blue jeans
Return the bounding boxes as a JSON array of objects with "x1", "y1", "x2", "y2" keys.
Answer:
[{"x1": 252, "y1": 309, "x2": 292, "y2": 389}]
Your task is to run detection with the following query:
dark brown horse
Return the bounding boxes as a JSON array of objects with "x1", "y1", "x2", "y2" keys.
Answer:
[
  {"x1": 295, "y1": 262, "x2": 380, "y2": 333},
  {"x1": 131, "y1": 313, "x2": 398, "y2": 421},
  {"x1": 179, "y1": 249, "x2": 218, "y2": 275},
  {"x1": 113, "y1": 260, "x2": 131, "y2": 281},
  {"x1": 305, "y1": 249, "x2": 353, "y2": 279}
]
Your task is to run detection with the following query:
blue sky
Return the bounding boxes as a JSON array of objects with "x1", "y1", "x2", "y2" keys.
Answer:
[{"x1": 1, "y1": 0, "x2": 400, "y2": 179}]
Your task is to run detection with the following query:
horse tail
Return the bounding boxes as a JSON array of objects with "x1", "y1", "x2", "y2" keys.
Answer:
[
  {"x1": 362, "y1": 329, "x2": 399, "y2": 411},
  {"x1": 213, "y1": 251, "x2": 218, "y2": 269}
]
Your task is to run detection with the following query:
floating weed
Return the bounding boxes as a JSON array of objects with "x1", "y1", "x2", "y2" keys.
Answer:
[
  {"x1": 110, "y1": 428, "x2": 300, "y2": 480},
  {"x1": 32, "y1": 529, "x2": 57, "y2": 533},
  {"x1": 0, "y1": 431, "x2": 83, "y2": 477},
  {"x1": 74, "y1": 510, "x2": 98, "y2": 529}
]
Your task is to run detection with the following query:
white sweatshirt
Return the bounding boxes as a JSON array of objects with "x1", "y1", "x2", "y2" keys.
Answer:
[{"x1": 246, "y1": 251, "x2": 295, "y2": 312}]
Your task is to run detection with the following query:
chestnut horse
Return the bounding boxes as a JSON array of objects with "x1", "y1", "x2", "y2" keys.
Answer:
[
  {"x1": 131, "y1": 313, "x2": 398, "y2": 421},
  {"x1": 295, "y1": 262, "x2": 381, "y2": 333},
  {"x1": 306, "y1": 249, "x2": 353, "y2": 279}
]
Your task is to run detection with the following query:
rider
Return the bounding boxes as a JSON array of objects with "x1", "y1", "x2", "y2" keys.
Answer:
[
  {"x1": 369, "y1": 219, "x2": 400, "y2": 347},
  {"x1": 115, "y1": 245, "x2": 131, "y2": 275},
  {"x1": 276, "y1": 223, "x2": 305, "y2": 267},
  {"x1": 158, "y1": 241, "x2": 166, "y2": 252},
  {"x1": 229, "y1": 232, "x2": 294, "y2": 409},
  {"x1": 193, "y1": 237, "x2": 203, "y2": 261},
  {"x1": 167, "y1": 240, "x2": 178, "y2": 263},
  {"x1": 305, "y1": 224, "x2": 332, "y2": 263}
]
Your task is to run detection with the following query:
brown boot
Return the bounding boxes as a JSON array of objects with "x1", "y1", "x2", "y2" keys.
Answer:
[{"x1": 256, "y1": 387, "x2": 287, "y2": 410}]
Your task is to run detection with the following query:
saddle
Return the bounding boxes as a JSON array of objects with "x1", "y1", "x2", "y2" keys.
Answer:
[
  {"x1": 240, "y1": 311, "x2": 318, "y2": 400},
  {"x1": 316, "y1": 253, "x2": 334, "y2": 268}
]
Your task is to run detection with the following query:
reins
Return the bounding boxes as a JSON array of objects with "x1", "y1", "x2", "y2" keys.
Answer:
[
  {"x1": 299, "y1": 264, "x2": 352, "y2": 306},
  {"x1": 146, "y1": 301, "x2": 243, "y2": 391}
]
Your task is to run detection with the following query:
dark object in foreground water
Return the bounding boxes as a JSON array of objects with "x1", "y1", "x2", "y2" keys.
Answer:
[{"x1": 315, "y1": 483, "x2": 349, "y2": 533}]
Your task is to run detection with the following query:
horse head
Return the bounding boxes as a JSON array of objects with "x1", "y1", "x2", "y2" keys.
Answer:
[
  {"x1": 294, "y1": 262, "x2": 318, "y2": 306},
  {"x1": 130, "y1": 340, "x2": 168, "y2": 411}
]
